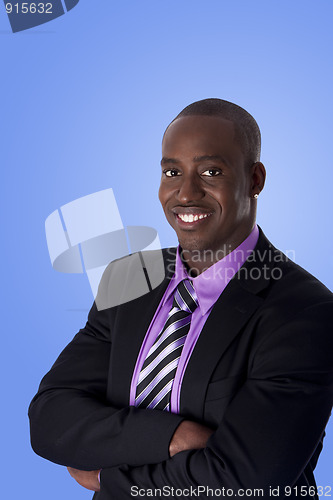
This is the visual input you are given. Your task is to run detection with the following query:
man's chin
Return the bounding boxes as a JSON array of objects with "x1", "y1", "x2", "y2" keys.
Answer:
[{"x1": 178, "y1": 237, "x2": 206, "y2": 254}]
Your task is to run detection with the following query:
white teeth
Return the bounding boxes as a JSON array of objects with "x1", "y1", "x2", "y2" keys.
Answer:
[{"x1": 178, "y1": 213, "x2": 210, "y2": 222}]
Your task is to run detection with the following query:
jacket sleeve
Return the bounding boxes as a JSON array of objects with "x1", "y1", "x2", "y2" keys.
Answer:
[
  {"x1": 97, "y1": 301, "x2": 333, "y2": 499},
  {"x1": 28, "y1": 296, "x2": 184, "y2": 471}
]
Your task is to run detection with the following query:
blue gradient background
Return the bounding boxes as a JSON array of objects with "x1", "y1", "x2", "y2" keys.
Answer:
[{"x1": 1, "y1": 1, "x2": 332, "y2": 498}]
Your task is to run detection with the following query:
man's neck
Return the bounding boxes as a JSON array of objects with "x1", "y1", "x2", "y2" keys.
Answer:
[
  {"x1": 180, "y1": 245, "x2": 235, "y2": 277},
  {"x1": 179, "y1": 226, "x2": 258, "y2": 277}
]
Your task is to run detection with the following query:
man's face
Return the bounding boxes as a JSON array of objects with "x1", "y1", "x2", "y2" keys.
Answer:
[{"x1": 159, "y1": 115, "x2": 256, "y2": 258}]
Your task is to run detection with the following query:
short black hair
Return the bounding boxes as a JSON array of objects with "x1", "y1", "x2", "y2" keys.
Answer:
[{"x1": 166, "y1": 98, "x2": 261, "y2": 165}]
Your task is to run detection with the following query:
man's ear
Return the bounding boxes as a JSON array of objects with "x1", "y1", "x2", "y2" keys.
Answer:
[{"x1": 250, "y1": 162, "x2": 266, "y2": 197}]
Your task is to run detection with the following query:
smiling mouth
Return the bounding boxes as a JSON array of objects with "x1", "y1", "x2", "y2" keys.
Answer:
[{"x1": 177, "y1": 213, "x2": 212, "y2": 223}]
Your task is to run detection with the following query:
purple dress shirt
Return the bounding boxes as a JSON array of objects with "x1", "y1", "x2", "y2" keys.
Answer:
[{"x1": 130, "y1": 225, "x2": 259, "y2": 414}]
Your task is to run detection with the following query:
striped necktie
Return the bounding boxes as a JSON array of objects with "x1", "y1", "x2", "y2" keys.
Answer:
[{"x1": 135, "y1": 279, "x2": 198, "y2": 411}]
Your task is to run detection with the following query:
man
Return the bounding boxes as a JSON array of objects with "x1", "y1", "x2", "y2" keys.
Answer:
[{"x1": 29, "y1": 99, "x2": 333, "y2": 499}]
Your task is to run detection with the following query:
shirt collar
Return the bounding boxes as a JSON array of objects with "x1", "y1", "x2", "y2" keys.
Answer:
[{"x1": 163, "y1": 224, "x2": 259, "y2": 315}]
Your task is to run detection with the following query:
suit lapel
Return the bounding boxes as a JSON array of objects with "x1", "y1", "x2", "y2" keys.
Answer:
[
  {"x1": 180, "y1": 229, "x2": 277, "y2": 420},
  {"x1": 180, "y1": 281, "x2": 264, "y2": 420}
]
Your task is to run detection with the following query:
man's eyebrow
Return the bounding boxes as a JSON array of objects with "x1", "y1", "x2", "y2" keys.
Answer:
[
  {"x1": 160, "y1": 157, "x2": 179, "y2": 166},
  {"x1": 160, "y1": 155, "x2": 228, "y2": 166},
  {"x1": 193, "y1": 155, "x2": 228, "y2": 164}
]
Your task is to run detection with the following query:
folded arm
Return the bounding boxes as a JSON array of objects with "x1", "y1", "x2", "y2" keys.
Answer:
[{"x1": 66, "y1": 420, "x2": 214, "y2": 492}]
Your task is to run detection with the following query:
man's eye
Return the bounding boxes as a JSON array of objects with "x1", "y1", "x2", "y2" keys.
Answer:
[
  {"x1": 163, "y1": 169, "x2": 179, "y2": 177},
  {"x1": 202, "y1": 169, "x2": 221, "y2": 177}
]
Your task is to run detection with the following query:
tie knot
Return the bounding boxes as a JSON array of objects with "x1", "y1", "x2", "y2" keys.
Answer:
[{"x1": 173, "y1": 279, "x2": 198, "y2": 314}]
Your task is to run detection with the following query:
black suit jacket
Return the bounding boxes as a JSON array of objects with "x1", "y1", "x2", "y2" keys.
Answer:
[{"x1": 29, "y1": 228, "x2": 333, "y2": 499}]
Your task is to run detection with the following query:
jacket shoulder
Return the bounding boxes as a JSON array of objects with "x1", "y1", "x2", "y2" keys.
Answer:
[{"x1": 94, "y1": 248, "x2": 177, "y2": 311}]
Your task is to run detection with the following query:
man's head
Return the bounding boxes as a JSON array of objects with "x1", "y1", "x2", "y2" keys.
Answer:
[
  {"x1": 165, "y1": 98, "x2": 261, "y2": 167},
  {"x1": 159, "y1": 98, "x2": 266, "y2": 273}
]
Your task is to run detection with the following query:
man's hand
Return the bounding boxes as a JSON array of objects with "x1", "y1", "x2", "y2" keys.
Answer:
[
  {"x1": 169, "y1": 420, "x2": 214, "y2": 457},
  {"x1": 67, "y1": 467, "x2": 101, "y2": 492}
]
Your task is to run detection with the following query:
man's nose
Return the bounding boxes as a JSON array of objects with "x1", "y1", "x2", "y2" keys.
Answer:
[{"x1": 176, "y1": 175, "x2": 205, "y2": 204}]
